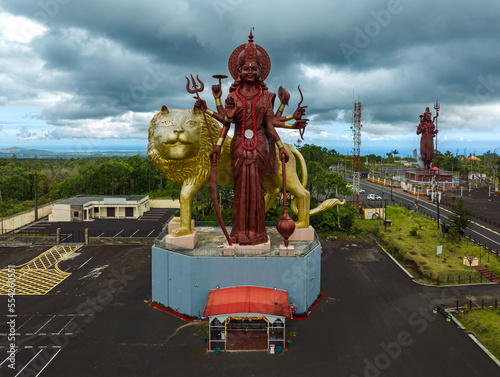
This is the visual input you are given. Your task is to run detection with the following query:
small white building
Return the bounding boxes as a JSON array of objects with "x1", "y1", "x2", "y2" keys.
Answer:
[{"x1": 49, "y1": 195, "x2": 150, "y2": 222}]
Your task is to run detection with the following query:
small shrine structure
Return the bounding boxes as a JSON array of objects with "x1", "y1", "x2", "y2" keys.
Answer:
[{"x1": 203, "y1": 286, "x2": 291, "y2": 351}]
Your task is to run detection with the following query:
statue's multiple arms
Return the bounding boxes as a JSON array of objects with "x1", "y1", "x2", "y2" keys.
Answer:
[
  {"x1": 195, "y1": 81, "x2": 307, "y2": 160},
  {"x1": 210, "y1": 96, "x2": 235, "y2": 163}
]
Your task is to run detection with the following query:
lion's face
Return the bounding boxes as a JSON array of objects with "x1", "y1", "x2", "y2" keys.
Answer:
[{"x1": 152, "y1": 108, "x2": 201, "y2": 160}]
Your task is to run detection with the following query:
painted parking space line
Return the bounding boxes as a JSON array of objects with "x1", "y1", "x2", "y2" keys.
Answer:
[
  {"x1": 35, "y1": 315, "x2": 56, "y2": 334},
  {"x1": 0, "y1": 349, "x2": 20, "y2": 367},
  {"x1": 53, "y1": 317, "x2": 76, "y2": 336},
  {"x1": 60, "y1": 234, "x2": 73, "y2": 242},
  {"x1": 130, "y1": 229, "x2": 140, "y2": 237},
  {"x1": 35, "y1": 348, "x2": 62, "y2": 377},
  {"x1": 78, "y1": 257, "x2": 93, "y2": 270},
  {"x1": 113, "y1": 229, "x2": 125, "y2": 237},
  {"x1": 17, "y1": 315, "x2": 35, "y2": 331},
  {"x1": 147, "y1": 229, "x2": 156, "y2": 237},
  {"x1": 15, "y1": 349, "x2": 44, "y2": 376}
]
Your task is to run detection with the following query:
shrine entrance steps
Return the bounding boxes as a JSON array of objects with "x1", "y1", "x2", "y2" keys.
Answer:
[{"x1": 473, "y1": 266, "x2": 500, "y2": 283}]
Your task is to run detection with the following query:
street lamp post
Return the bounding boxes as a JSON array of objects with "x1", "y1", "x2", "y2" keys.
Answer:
[
  {"x1": 384, "y1": 199, "x2": 387, "y2": 232},
  {"x1": 436, "y1": 173, "x2": 440, "y2": 230},
  {"x1": 432, "y1": 169, "x2": 440, "y2": 230}
]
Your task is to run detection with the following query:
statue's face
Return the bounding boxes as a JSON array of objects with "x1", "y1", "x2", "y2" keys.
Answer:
[
  {"x1": 424, "y1": 112, "x2": 431, "y2": 121},
  {"x1": 240, "y1": 60, "x2": 260, "y2": 83}
]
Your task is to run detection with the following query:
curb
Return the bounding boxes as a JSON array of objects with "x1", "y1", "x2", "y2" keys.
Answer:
[
  {"x1": 446, "y1": 310, "x2": 500, "y2": 368},
  {"x1": 412, "y1": 280, "x2": 497, "y2": 288},
  {"x1": 375, "y1": 240, "x2": 497, "y2": 288},
  {"x1": 446, "y1": 309, "x2": 466, "y2": 330},
  {"x1": 375, "y1": 240, "x2": 414, "y2": 279}
]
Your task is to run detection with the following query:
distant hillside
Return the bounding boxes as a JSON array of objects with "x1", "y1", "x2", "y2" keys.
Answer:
[
  {"x1": 0, "y1": 147, "x2": 146, "y2": 159},
  {"x1": 0, "y1": 147, "x2": 53, "y2": 157}
]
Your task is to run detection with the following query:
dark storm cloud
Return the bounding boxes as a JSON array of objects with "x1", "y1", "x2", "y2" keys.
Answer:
[{"x1": 1, "y1": 0, "x2": 500, "y2": 145}]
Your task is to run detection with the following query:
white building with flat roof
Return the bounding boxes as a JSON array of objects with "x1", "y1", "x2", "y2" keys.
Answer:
[{"x1": 49, "y1": 195, "x2": 150, "y2": 222}]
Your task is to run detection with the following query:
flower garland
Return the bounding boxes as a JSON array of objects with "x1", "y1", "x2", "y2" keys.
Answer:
[{"x1": 235, "y1": 84, "x2": 262, "y2": 151}]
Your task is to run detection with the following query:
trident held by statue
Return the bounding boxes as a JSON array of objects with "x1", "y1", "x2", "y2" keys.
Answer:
[
  {"x1": 433, "y1": 99, "x2": 440, "y2": 124},
  {"x1": 434, "y1": 99, "x2": 439, "y2": 166},
  {"x1": 186, "y1": 73, "x2": 232, "y2": 245},
  {"x1": 186, "y1": 74, "x2": 215, "y2": 147}
]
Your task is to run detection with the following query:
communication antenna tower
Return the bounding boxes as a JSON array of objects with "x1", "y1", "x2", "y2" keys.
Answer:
[{"x1": 351, "y1": 99, "x2": 362, "y2": 207}]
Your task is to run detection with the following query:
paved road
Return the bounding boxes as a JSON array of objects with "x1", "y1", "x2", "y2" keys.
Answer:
[
  {"x1": 358, "y1": 179, "x2": 500, "y2": 254},
  {"x1": 1, "y1": 241, "x2": 499, "y2": 376}
]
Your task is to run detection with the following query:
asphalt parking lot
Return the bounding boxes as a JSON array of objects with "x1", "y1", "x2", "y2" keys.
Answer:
[
  {"x1": 13, "y1": 208, "x2": 177, "y2": 242},
  {"x1": 1, "y1": 241, "x2": 499, "y2": 376}
]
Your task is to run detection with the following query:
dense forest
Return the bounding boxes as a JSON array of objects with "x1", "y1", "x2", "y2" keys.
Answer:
[
  {"x1": 0, "y1": 144, "x2": 352, "y2": 220},
  {"x1": 0, "y1": 154, "x2": 174, "y2": 218},
  {"x1": 1, "y1": 144, "x2": 498, "y2": 233}
]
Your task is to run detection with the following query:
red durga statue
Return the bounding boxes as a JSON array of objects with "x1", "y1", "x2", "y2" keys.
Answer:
[{"x1": 191, "y1": 30, "x2": 308, "y2": 246}]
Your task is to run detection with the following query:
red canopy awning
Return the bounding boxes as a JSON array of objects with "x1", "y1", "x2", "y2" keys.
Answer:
[{"x1": 203, "y1": 286, "x2": 292, "y2": 318}]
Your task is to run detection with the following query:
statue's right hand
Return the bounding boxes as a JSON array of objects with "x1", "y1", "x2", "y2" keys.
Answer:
[
  {"x1": 225, "y1": 96, "x2": 237, "y2": 119},
  {"x1": 210, "y1": 145, "x2": 222, "y2": 163},
  {"x1": 212, "y1": 84, "x2": 222, "y2": 99},
  {"x1": 278, "y1": 86, "x2": 290, "y2": 106},
  {"x1": 194, "y1": 98, "x2": 207, "y2": 112}
]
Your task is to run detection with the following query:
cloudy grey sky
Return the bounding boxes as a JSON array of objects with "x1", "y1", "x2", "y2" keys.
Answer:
[{"x1": 1, "y1": 0, "x2": 500, "y2": 157}]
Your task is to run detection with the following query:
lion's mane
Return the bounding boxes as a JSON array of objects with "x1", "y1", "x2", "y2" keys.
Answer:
[{"x1": 147, "y1": 108, "x2": 222, "y2": 187}]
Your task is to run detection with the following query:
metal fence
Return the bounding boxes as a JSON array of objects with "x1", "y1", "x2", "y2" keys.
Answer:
[
  {"x1": 1, "y1": 228, "x2": 55, "y2": 237},
  {"x1": 441, "y1": 200, "x2": 500, "y2": 229},
  {"x1": 1, "y1": 228, "x2": 162, "y2": 243},
  {"x1": 153, "y1": 224, "x2": 320, "y2": 257},
  {"x1": 415, "y1": 208, "x2": 500, "y2": 258}
]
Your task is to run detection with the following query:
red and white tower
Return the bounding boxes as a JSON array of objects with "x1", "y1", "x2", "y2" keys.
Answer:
[{"x1": 351, "y1": 100, "x2": 362, "y2": 207}]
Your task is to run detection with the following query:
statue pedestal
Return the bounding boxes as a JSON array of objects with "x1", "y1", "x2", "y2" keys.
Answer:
[
  {"x1": 223, "y1": 239, "x2": 271, "y2": 256},
  {"x1": 289, "y1": 226, "x2": 315, "y2": 241},
  {"x1": 279, "y1": 245, "x2": 295, "y2": 256},
  {"x1": 164, "y1": 231, "x2": 198, "y2": 249},
  {"x1": 152, "y1": 226, "x2": 322, "y2": 317},
  {"x1": 167, "y1": 219, "x2": 195, "y2": 234}
]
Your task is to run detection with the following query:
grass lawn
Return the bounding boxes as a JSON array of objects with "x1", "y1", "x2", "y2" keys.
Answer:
[
  {"x1": 456, "y1": 307, "x2": 500, "y2": 360},
  {"x1": 355, "y1": 205, "x2": 500, "y2": 285}
]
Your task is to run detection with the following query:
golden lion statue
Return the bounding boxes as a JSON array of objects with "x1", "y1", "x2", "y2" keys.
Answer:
[{"x1": 148, "y1": 105, "x2": 343, "y2": 237}]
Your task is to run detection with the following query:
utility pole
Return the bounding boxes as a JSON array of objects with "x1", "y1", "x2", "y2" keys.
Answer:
[
  {"x1": 494, "y1": 166, "x2": 498, "y2": 195},
  {"x1": 35, "y1": 171, "x2": 38, "y2": 221},
  {"x1": 0, "y1": 187, "x2": 3, "y2": 235}
]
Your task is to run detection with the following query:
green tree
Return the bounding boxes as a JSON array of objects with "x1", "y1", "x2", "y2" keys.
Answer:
[
  {"x1": 447, "y1": 197, "x2": 472, "y2": 243},
  {"x1": 310, "y1": 202, "x2": 356, "y2": 233}
]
